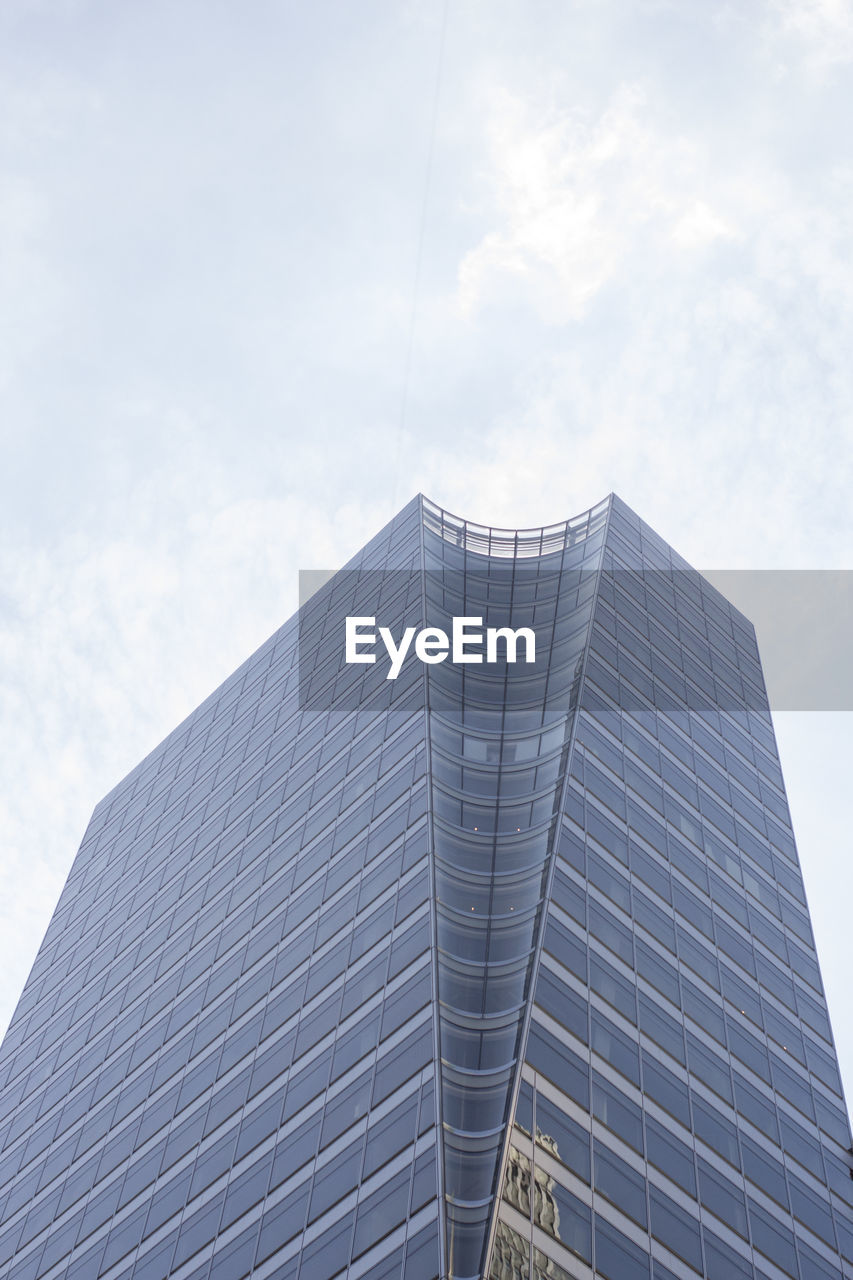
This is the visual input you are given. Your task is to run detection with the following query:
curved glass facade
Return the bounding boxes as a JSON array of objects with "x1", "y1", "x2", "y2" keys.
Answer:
[
  {"x1": 0, "y1": 493, "x2": 849, "y2": 1280},
  {"x1": 421, "y1": 498, "x2": 608, "y2": 1280}
]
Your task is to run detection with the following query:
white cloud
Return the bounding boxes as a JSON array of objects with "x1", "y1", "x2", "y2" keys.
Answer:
[
  {"x1": 769, "y1": 0, "x2": 853, "y2": 73},
  {"x1": 0, "y1": 412, "x2": 390, "y2": 1037},
  {"x1": 1, "y1": 0, "x2": 852, "y2": 1113},
  {"x1": 458, "y1": 83, "x2": 736, "y2": 323},
  {"x1": 438, "y1": 54, "x2": 853, "y2": 574},
  {"x1": 0, "y1": 174, "x2": 64, "y2": 389}
]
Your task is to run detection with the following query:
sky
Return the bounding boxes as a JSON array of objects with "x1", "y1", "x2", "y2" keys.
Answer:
[{"x1": 1, "y1": 0, "x2": 851, "y2": 1109}]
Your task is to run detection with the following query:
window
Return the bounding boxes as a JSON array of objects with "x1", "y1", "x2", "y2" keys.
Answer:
[
  {"x1": 591, "y1": 1011, "x2": 640, "y2": 1086},
  {"x1": 649, "y1": 1186, "x2": 703, "y2": 1272},
  {"x1": 592, "y1": 1074, "x2": 643, "y2": 1153},
  {"x1": 645, "y1": 1115, "x2": 695, "y2": 1195},
  {"x1": 697, "y1": 1156, "x2": 747, "y2": 1237},
  {"x1": 594, "y1": 1144, "x2": 647, "y2": 1227},
  {"x1": 535, "y1": 1092, "x2": 590, "y2": 1182},
  {"x1": 641, "y1": 1052, "x2": 689, "y2": 1127},
  {"x1": 594, "y1": 1215, "x2": 650, "y2": 1280}
]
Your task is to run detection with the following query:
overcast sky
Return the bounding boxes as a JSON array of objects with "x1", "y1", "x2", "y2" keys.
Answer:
[{"x1": 1, "y1": 0, "x2": 851, "y2": 1108}]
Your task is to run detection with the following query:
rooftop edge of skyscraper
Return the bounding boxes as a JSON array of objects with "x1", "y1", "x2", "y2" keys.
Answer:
[{"x1": 86, "y1": 490, "x2": 763, "y2": 823}]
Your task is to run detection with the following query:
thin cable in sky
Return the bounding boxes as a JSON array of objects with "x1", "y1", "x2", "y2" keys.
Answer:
[{"x1": 392, "y1": 0, "x2": 450, "y2": 511}]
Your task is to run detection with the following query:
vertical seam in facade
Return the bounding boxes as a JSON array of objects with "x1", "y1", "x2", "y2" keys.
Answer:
[
  {"x1": 417, "y1": 494, "x2": 450, "y2": 1279},
  {"x1": 480, "y1": 495, "x2": 615, "y2": 1279}
]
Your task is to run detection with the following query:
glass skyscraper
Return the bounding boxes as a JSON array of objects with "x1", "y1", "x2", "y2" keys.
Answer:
[{"x1": 0, "y1": 494, "x2": 850, "y2": 1280}]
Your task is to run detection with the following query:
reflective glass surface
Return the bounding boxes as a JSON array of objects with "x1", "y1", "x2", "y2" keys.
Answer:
[
  {"x1": 0, "y1": 494, "x2": 849, "y2": 1280},
  {"x1": 492, "y1": 495, "x2": 852, "y2": 1280},
  {"x1": 0, "y1": 498, "x2": 440, "y2": 1280}
]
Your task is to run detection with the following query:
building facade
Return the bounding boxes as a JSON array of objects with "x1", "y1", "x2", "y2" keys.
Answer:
[{"x1": 0, "y1": 494, "x2": 850, "y2": 1280}]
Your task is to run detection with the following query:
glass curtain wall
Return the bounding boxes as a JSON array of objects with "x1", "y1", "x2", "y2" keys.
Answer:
[{"x1": 490, "y1": 496, "x2": 853, "y2": 1280}]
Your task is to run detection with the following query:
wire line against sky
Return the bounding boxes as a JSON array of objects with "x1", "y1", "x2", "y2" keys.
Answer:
[{"x1": 392, "y1": 0, "x2": 451, "y2": 512}]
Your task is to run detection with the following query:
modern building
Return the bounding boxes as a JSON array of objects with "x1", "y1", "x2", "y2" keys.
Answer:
[{"x1": 0, "y1": 494, "x2": 850, "y2": 1280}]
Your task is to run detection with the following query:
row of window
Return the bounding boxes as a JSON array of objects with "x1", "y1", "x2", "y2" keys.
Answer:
[
  {"x1": 548, "y1": 851, "x2": 843, "y2": 1102},
  {"x1": 559, "y1": 784, "x2": 830, "y2": 1030},
  {"x1": 9, "y1": 668, "x2": 427, "y2": 1074},
  {"x1": 555, "y1": 826, "x2": 835, "y2": 1082},
  {"x1": 525, "y1": 1007, "x2": 850, "y2": 1228},
  {"x1": 508, "y1": 1075, "x2": 847, "y2": 1278},
  {"x1": 2, "y1": 801, "x2": 430, "y2": 1172},
  {"x1": 540, "y1": 905, "x2": 848, "y2": 1177},
  {"x1": 0, "y1": 877, "x2": 432, "y2": 1250},
  {"x1": 2, "y1": 1009, "x2": 438, "y2": 1280},
  {"x1": 520, "y1": 1050, "x2": 845, "y2": 1255},
  {"x1": 3, "y1": 700, "x2": 428, "y2": 1103},
  {"x1": 0, "y1": 793, "x2": 435, "y2": 1254}
]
